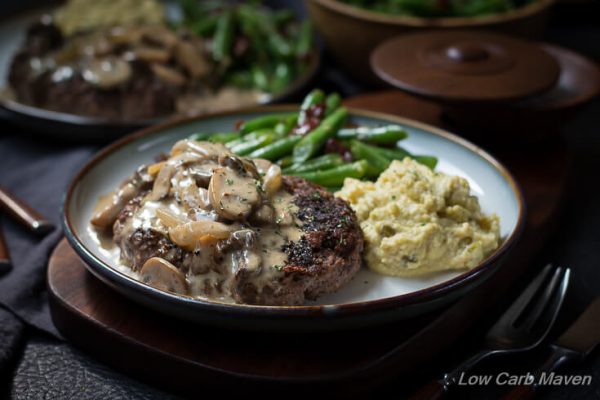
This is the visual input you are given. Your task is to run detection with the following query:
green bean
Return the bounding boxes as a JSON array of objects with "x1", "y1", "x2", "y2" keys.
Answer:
[
  {"x1": 283, "y1": 154, "x2": 344, "y2": 174},
  {"x1": 300, "y1": 89, "x2": 325, "y2": 113},
  {"x1": 337, "y1": 125, "x2": 408, "y2": 145},
  {"x1": 208, "y1": 132, "x2": 241, "y2": 143},
  {"x1": 273, "y1": 9, "x2": 296, "y2": 26},
  {"x1": 277, "y1": 155, "x2": 294, "y2": 168},
  {"x1": 372, "y1": 146, "x2": 438, "y2": 169},
  {"x1": 325, "y1": 92, "x2": 342, "y2": 117},
  {"x1": 189, "y1": 131, "x2": 239, "y2": 143},
  {"x1": 288, "y1": 160, "x2": 369, "y2": 187},
  {"x1": 297, "y1": 89, "x2": 325, "y2": 127},
  {"x1": 374, "y1": 146, "x2": 410, "y2": 160},
  {"x1": 229, "y1": 134, "x2": 275, "y2": 156},
  {"x1": 293, "y1": 107, "x2": 348, "y2": 163},
  {"x1": 349, "y1": 140, "x2": 391, "y2": 177},
  {"x1": 412, "y1": 155, "x2": 438, "y2": 169},
  {"x1": 212, "y1": 10, "x2": 234, "y2": 64},
  {"x1": 189, "y1": 132, "x2": 213, "y2": 141},
  {"x1": 238, "y1": 12, "x2": 268, "y2": 62},
  {"x1": 274, "y1": 115, "x2": 298, "y2": 137},
  {"x1": 240, "y1": 5, "x2": 292, "y2": 58},
  {"x1": 226, "y1": 129, "x2": 273, "y2": 148},
  {"x1": 247, "y1": 136, "x2": 302, "y2": 161},
  {"x1": 270, "y1": 62, "x2": 294, "y2": 93},
  {"x1": 266, "y1": 29, "x2": 293, "y2": 58},
  {"x1": 227, "y1": 70, "x2": 253, "y2": 88},
  {"x1": 240, "y1": 113, "x2": 297, "y2": 135},
  {"x1": 192, "y1": 14, "x2": 219, "y2": 37},
  {"x1": 251, "y1": 64, "x2": 270, "y2": 91},
  {"x1": 295, "y1": 20, "x2": 313, "y2": 57}
]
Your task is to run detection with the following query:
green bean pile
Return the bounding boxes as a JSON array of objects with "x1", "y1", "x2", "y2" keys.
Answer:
[
  {"x1": 179, "y1": 0, "x2": 312, "y2": 94},
  {"x1": 340, "y1": 0, "x2": 535, "y2": 17},
  {"x1": 190, "y1": 89, "x2": 437, "y2": 190}
]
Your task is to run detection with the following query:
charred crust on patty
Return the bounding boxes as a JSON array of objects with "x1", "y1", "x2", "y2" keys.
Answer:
[{"x1": 111, "y1": 175, "x2": 363, "y2": 305}]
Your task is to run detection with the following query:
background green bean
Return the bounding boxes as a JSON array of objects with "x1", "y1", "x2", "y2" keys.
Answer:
[{"x1": 179, "y1": 1, "x2": 315, "y2": 95}]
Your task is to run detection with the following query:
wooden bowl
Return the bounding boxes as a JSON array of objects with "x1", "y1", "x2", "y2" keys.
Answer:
[{"x1": 306, "y1": 0, "x2": 555, "y2": 84}]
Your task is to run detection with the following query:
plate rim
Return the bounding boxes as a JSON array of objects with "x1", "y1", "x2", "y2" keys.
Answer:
[{"x1": 62, "y1": 104, "x2": 526, "y2": 318}]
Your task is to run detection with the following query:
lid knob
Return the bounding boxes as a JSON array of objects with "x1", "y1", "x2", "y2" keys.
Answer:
[{"x1": 446, "y1": 42, "x2": 489, "y2": 62}]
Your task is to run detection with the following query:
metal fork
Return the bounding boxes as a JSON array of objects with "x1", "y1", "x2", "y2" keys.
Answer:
[{"x1": 411, "y1": 264, "x2": 570, "y2": 399}]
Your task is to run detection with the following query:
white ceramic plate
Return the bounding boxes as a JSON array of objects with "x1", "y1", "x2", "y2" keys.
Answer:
[{"x1": 63, "y1": 106, "x2": 525, "y2": 330}]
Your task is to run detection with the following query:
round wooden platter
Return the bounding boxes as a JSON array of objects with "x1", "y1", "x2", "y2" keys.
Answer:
[{"x1": 48, "y1": 90, "x2": 570, "y2": 397}]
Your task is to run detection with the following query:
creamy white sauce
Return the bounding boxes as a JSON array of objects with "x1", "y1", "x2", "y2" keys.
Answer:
[{"x1": 91, "y1": 141, "x2": 304, "y2": 303}]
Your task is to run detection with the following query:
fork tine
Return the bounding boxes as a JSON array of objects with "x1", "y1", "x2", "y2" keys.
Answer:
[
  {"x1": 520, "y1": 267, "x2": 565, "y2": 331},
  {"x1": 530, "y1": 267, "x2": 570, "y2": 338},
  {"x1": 491, "y1": 264, "x2": 555, "y2": 330}
]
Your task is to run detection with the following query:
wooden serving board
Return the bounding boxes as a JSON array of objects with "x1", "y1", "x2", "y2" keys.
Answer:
[{"x1": 47, "y1": 90, "x2": 570, "y2": 397}]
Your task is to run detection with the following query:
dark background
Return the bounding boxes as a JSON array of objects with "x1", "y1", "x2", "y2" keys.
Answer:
[{"x1": 1, "y1": 1, "x2": 600, "y2": 399}]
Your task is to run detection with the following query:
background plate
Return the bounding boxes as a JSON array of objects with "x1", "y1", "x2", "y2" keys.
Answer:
[{"x1": 0, "y1": 1, "x2": 319, "y2": 142}]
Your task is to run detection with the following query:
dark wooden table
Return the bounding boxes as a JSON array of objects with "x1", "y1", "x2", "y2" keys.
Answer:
[{"x1": 2, "y1": 2, "x2": 600, "y2": 399}]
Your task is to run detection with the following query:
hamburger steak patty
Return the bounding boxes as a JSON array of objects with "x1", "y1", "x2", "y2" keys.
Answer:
[{"x1": 111, "y1": 174, "x2": 363, "y2": 306}]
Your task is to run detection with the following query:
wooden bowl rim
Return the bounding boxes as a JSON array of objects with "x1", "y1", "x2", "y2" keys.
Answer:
[{"x1": 310, "y1": 0, "x2": 555, "y2": 27}]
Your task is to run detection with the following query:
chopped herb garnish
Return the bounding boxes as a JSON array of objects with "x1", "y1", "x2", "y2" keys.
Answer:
[
  {"x1": 273, "y1": 264, "x2": 284, "y2": 271},
  {"x1": 226, "y1": 179, "x2": 234, "y2": 185}
]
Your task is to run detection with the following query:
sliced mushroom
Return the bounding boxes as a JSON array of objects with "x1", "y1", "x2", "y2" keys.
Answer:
[
  {"x1": 82, "y1": 56, "x2": 132, "y2": 89},
  {"x1": 218, "y1": 155, "x2": 260, "y2": 179},
  {"x1": 132, "y1": 47, "x2": 171, "y2": 63},
  {"x1": 108, "y1": 26, "x2": 143, "y2": 45},
  {"x1": 91, "y1": 181, "x2": 139, "y2": 229},
  {"x1": 140, "y1": 257, "x2": 188, "y2": 295},
  {"x1": 171, "y1": 140, "x2": 229, "y2": 158},
  {"x1": 141, "y1": 25, "x2": 179, "y2": 49},
  {"x1": 262, "y1": 164, "x2": 282, "y2": 197},
  {"x1": 174, "y1": 40, "x2": 210, "y2": 79},
  {"x1": 148, "y1": 163, "x2": 175, "y2": 201},
  {"x1": 209, "y1": 167, "x2": 260, "y2": 221},
  {"x1": 169, "y1": 220, "x2": 232, "y2": 250},
  {"x1": 150, "y1": 63, "x2": 186, "y2": 87},
  {"x1": 156, "y1": 207, "x2": 186, "y2": 229},
  {"x1": 252, "y1": 159, "x2": 272, "y2": 175}
]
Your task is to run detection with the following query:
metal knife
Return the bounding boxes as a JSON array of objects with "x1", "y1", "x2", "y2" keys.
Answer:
[{"x1": 504, "y1": 297, "x2": 600, "y2": 399}]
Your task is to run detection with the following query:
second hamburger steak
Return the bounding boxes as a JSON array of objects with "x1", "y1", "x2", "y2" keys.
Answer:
[{"x1": 91, "y1": 140, "x2": 363, "y2": 305}]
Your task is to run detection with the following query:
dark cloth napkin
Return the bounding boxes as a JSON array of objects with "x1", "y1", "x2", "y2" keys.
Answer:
[{"x1": 0, "y1": 131, "x2": 96, "y2": 343}]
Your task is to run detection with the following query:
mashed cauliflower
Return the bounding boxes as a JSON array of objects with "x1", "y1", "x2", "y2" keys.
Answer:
[{"x1": 336, "y1": 158, "x2": 500, "y2": 277}]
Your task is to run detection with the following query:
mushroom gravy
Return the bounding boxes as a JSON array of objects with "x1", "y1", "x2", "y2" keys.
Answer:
[{"x1": 90, "y1": 140, "x2": 304, "y2": 302}]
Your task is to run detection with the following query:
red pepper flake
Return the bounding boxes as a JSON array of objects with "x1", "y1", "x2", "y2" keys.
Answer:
[
  {"x1": 294, "y1": 103, "x2": 326, "y2": 135},
  {"x1": 325, "y1": 139, "x2": 353, "y2": 162}
]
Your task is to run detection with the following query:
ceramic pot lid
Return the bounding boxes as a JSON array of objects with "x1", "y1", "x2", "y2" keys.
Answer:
[{"x1": 371, "y1": 31, "x2": 561, "y2": 104}]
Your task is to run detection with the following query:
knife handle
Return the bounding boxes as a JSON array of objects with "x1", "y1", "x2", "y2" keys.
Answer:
[
  {"x1": 409, "y1": 379, "x2": 447, "y2": 400},
  {"x1": 0, "y1": 186, "x2": 54, "y2": 235},
  {"x1": 502, "y1": 346, "x2": 578, "y2": 400},
  {"x1": 504, "y1": 385, "x2": 535, "y2": 400}
]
